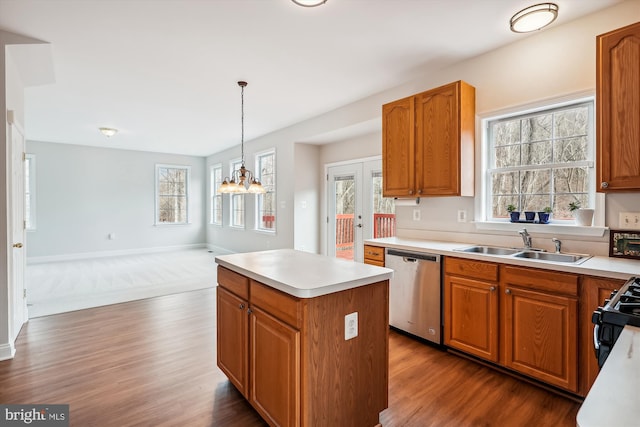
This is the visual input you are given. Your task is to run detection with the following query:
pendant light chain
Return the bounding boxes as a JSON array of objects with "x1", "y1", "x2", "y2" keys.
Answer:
[{"x1": 240, "y1": 81, "x2": 245, "y2": 167}]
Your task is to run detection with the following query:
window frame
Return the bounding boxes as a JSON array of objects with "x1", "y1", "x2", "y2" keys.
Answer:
[
  {"x1": 155, "y1": 164, "x2": 191, "y2": 225},
  {"x1": 255, "y1": 149, "x2": 276, "y2": 233},
  {"x1": 477, "y1": 94, "x2": 605, "y2": 237},
  {"x1": 210, "y1": 163, "x2": 223, "y2": 226},
  {"x1": 229, "y1": 159, "x2": 245, "y2": 229}
]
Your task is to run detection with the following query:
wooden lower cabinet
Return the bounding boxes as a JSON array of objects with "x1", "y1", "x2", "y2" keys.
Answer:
[
  {"x1": 216, "y1": 265, "x2": 389, "y2": 427},
  {"x1": 250, "y1": 307, "x2": 300, "y2": 427},
  {"x1": 216, "y1": 286, "x2": 249, "y2": 397},
  {"x1": 444, "y1": 258, "x2": 499, "y2": 362},
  {"x1": 579, "y1": 275, "x2": 625, "y2": 395},
  {"x1": 444, "y1": 258, "x2": 580, "y2": 394}
]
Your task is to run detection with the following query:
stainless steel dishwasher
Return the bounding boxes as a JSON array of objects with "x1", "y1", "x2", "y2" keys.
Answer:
[{"x1": 385, "y1": 248, "x2": 441, "y2": 344}]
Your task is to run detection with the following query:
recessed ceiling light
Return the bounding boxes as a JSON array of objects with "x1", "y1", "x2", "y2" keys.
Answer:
[
  {"x1": 99, "y1": 127, "x2": 118, "y2": 137},
  {"x1": 510, "y1": 3, "x2": 559, "y2": 33},
  {"x1": 292, "y1": 0, "x2": 327, "y2": 7}
]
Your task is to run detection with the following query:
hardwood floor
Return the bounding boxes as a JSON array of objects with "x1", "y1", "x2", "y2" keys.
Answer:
[{"x1": 0, "y1": 288, "x2": 580, "y2": 426}]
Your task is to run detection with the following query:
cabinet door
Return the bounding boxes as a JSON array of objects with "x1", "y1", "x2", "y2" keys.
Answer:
[
  {"x1": 414, "y1": 81, "x2": 475, "y2": 196},
  {"x1": 503, "y1": 286, "x2": 578, "y2": 392},
  {"x1": 216, "y1": 286, "x2": 249, "y2": 397},
  {"x1": 250, "y1": 307, "x2": 300, "y2": 427},
  {"x1": 597, "y1": 22, "x2": 640, "y2": 191},
  {"x1": 579, "y1": 276, "x2": 624, "y2": 395},
  {"x1": 382, "y1": 96, "x2": 415, "y2": 197},
  {"x1": 444, "y1": 274, "x2": 499, "y2": 362}
]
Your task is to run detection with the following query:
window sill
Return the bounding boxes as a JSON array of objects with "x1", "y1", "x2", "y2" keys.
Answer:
[{"x1": 474, "y1": 220, "x2": 607, "y2": 237}]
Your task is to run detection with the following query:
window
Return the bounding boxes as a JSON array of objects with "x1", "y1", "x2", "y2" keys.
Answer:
[
  {"x1": 211, "y1": 164, "x2": 222, "y2": 225},
  {"x1": 256, "y1": 150, "x2": 276, "y2": 232},
  {"x1": 156, "y1": 164, "x2": 190, "y2": 224},
  {"x1": 486, "y1": 100, "x2": 594, "y2": 222},
  {"x1": 230, "y1": 160, "x2": 244, "y2": 228},
  {"x1": 25, "y1": 154, "x2": 36, "y2": 230}
]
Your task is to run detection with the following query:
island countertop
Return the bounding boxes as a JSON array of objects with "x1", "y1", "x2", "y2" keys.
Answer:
[{"x1": 215, "y1": 248, "x2": 393, "y2": 298}]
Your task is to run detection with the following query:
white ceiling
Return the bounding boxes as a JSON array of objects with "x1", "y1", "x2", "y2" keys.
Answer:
[{"x1": 0, "y1": 0, "x2": 623, "y2": 157}]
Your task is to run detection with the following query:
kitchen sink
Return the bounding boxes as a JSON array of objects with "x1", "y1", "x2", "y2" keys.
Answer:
[
  {"x1": 455, "y1": 245, "x2": 520, "y2": 256},
  {"x1": 513, "y1": 251, "x2": 591, "y2": 264}
]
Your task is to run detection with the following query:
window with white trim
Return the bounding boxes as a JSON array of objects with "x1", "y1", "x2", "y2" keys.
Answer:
[
  {"x1": 25, "y1": 154, "x2": 36, "y2": 230},
  {"x1": 211, "y1": 164, "x2": 222, "y2": 225},
  {"x1": 486, "y1": 99, "x2": 594, "y2": 221},
  {"x1": 156, "y1": 164, "x2": 190, "y2": 224},
  {"x1": 256, "y1": 150, "x2": 276, "y2": 232},
  {"x1": 230, "y1": 159, "x2": 245, "y2": 228}
]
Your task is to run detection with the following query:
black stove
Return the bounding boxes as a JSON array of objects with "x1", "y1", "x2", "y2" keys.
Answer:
[{"x1": 592, "y1": 276, "x2": 640, "y2": 368}]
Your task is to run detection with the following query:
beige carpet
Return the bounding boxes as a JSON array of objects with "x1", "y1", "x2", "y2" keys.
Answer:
[{"x1": 26, "y1": 248, "x2": 223, "y2": 318}]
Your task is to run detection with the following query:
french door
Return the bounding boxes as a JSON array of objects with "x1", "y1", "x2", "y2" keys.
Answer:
[{"x1": 327, "y1": 158, "x2": 395, "y2": 262}]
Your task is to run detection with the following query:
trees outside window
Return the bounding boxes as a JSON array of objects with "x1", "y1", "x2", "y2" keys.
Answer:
[
  {"x1": 156, "y1": 165, "x2": 189, "y2": 224},
  {"x1": 487, "y1": 100, "x2": 594, "y2": 221}
]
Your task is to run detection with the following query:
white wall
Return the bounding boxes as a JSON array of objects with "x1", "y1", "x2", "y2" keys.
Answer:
[
  {"x1": 25, "y1": 141, "x2": 207, "y2": 259},
  {"x1": 294, "y1": 143, "x2": 320, "y2": 253}
]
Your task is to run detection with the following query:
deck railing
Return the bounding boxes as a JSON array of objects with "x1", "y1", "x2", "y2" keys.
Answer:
[{"x1": 335, "y1": 213, "x2": 396, "y2": 259}]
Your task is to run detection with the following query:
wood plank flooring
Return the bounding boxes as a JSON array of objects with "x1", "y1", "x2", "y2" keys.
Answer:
[{"x1": 0, "y1": 288, "x2": 580, "y2": 426}]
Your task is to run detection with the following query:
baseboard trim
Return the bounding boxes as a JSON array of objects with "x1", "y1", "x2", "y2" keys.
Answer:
[
  {"x1": 205, "y1": 244, "x2": 235, "y2": 256},
  {"x1": 27, "y1": 243, "x2": 208, "y2": 265},
  {"x1": 0, "y1": 341, "x2": 16, "y2": 361}
]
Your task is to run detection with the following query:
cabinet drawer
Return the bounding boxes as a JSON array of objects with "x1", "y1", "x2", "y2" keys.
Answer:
[
  {"x1": 250, "y1": 280, "x2": 303, "y2": 329},
  {"x1": 501, "y1": 265, "x2": 578, "y2": 296},
  {"x1": 364, "y1": 245, "x2": 385, "y2": 262},
  {"x1": 445, "y1": 257, "x2": 498, "y2": 282},
  {"x1": 218, "y1": 266, "x2": 249, "y2": 300}
]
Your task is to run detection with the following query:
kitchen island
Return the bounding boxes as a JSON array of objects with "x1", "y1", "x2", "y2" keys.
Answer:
[{"x1": 215, "y1": 249, "x2": 393, "y2": 427}]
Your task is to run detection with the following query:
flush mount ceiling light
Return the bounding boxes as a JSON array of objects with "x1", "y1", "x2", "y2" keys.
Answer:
[
  {"x1": 510, "y1": 3, "x2": 559, "y2": 33},
  {"x1": 218, "y1": 81, "x2": 266, "y2": 195},
  {"x1": 292, "y1": 0, "x2": 327, "y2": 7},
  {"x1": 99, "y1": 127, "x2": 118, "y2": 137}
]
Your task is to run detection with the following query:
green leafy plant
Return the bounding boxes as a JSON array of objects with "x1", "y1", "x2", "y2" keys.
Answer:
[
  {"x1": 506, "y1": 204, "x2": 517, "y2": 213},
  {"x1": 568, "y1": 201, "x2": 581, "y2": 212},
  {"x1": 543, "y1": 206, "x2": 552, "y2": 214}
]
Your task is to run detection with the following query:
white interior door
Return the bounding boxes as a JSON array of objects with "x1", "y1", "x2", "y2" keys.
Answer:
[{"x1": 8, "y1": 114, "x2": 27, "y2": 339}]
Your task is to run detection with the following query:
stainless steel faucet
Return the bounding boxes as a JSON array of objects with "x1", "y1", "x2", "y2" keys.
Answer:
[
  {"x1": 552, "y1": 238, "x2": 562, "y2": 253},
  {"x1": 518, "y1": 228, "x2": 532, "y2": 249}
]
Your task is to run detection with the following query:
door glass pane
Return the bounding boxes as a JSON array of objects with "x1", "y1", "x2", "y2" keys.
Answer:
[
  {"x1": 335, "y1": 175, "x2": 355, "y2": 260},
  {"x1": 371, "y1": 172, "x2": 396, "y2": 238}
]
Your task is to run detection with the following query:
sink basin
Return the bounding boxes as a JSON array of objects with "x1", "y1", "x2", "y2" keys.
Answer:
[
  {"x1": 513, "y1": 251, "x2": 591, "y2": 264},
  {"x1": 456, "y1": 245, "x2": 520, "y2": 256}
]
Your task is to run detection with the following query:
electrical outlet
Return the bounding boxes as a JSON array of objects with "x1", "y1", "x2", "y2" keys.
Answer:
[
  {"x1": 345, "y1": 312, "x2": 358, "y2": 340},
  {"x1": 457, "y1": 210, "x2": 467, "y2": 223},
  {"x1": 413, "y1": 209, "x2": 421, "y2": 221},
  {"x1": 619, "y1": 212, "x2": 640, "y2": 230}
]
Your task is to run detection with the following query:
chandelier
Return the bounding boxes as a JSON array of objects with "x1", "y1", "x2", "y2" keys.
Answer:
[{"x1": 218, "y1": 81, "x2": 265, "y2": 194}]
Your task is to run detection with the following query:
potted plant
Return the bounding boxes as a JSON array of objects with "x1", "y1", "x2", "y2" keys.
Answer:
[
  {"x1": 569, "y1": 201, "x2": 594, "y2": 226},
  {"x1": 507, "y1": 204, "x2": 520, "y2": 222},
  {"x1": 524, "y1": 211, "x2": 536, "y2": 221},
  {"x1": 538, "y1": 206, "x2": 552, "y2": 224}
]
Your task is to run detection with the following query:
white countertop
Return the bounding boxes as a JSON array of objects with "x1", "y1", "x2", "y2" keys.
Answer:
[
  {"x1": 365, "y1": 237, "x2": 640, "y2": 280},
  {"x1": 215, "y1": 249, "x2": 393, "y2": 298},
  {"x1": 577, "y1": 325, "x2": 640, "y2": 427}
]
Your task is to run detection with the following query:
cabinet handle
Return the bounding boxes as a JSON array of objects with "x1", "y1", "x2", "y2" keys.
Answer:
[
  {"x1": 505, "y1": 289, "x2": 512, "y2": 295},
  {"x1": 418, "y1": 189, "x2": 422, "y2": 195},
  {"x1": 239, "y1": 303, "x2": 245, "y2": 310},
  {"x1": 490, "y1": 286, "x2": 496, "y2": 292},
  {"x1": 247, "y1": 308, "x2": 252, "y2": 315},
  {"x1": 601, "y1": 181, "x2": 609, "y2": 189},
  {"x1": 408, "y1": 190, "x2": 413, "y2": 195}
]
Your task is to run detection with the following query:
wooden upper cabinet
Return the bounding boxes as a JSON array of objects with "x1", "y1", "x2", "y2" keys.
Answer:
[
  {"x1": 597, "y1": 21, "x2": 640, "y2": 192},
  {"x1": 382, "y1": 96, "x2": 415, "y2": 196},
  {"x1": 382, "y1": 81, "x2": 475, "y2": 198}
]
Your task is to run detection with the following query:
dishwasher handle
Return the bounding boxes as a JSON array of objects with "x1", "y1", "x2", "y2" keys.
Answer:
[{"x1": 386, "y1": 249, "x2": 440, "y2": 263}]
